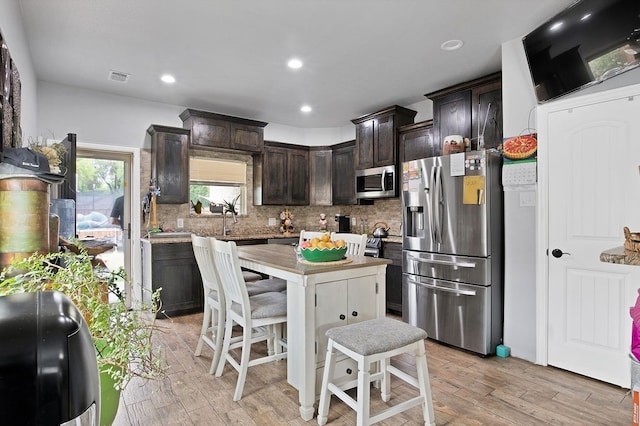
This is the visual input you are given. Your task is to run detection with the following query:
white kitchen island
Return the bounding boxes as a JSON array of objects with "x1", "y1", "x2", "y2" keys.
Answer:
[{"x1": 236, "y1": 244, "x2": 390, "y2": 421}]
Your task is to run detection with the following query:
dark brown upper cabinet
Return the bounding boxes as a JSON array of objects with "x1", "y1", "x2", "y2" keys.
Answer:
[
  {"x1": 309, "y1": 147, "x2": 332, "y2": 206},
  {"x1": 179, "y1": 109, "x2": 267, "y2": 153},
  {"x1": 253, "y1": 142, "x2": 309, "y2": 206},
  {"x1": 351, "y1": 105, "x2": 416, "y2": 170},
  {"x1": 399, "y1": 120, "x2": 435, "y2": 162},
  {"x1": 426, "y1": 72, "x2": 502, "y2": 153},
  {"x1": 331, "y1": 141, "x2": 356, "y2": 205},
  {"x1": 147, "y1": 125, "x2": 190, "y2": 204}
]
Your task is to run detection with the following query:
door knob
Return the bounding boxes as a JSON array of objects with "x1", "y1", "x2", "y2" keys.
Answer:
[{"x1": 551, "y1": 248, "x2": 570, "y2": 258}]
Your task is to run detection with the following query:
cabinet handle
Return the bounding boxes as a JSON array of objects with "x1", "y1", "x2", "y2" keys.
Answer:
[
  {"x1": 339, "y1": 314, "x2": 346, "y2": 320},
  {"x1": 352, "y1": 311, "x2": 358, "y2": 317}
]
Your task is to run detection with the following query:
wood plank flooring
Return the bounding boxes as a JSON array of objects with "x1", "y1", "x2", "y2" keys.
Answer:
[{"x1": 112, "y1": 312, "x2": 632, "y2": 425}]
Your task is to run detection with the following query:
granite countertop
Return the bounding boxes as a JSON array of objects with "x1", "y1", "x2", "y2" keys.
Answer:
[
  {"x1": 141, "y1": 232, "x2": 301, "y2": 244},
  {"x1": 600, "y1": 246, "x2": 640, "y2": 265}
]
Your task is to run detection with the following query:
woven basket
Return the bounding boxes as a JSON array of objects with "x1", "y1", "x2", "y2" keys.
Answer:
[{"x1": 624, "y1": 227, "x2": 640, "y2": 252}]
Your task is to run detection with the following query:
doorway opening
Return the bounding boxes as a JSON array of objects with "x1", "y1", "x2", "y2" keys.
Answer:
[{"x1": 76, "y1": 149, "x2": 132, "y2": 305}]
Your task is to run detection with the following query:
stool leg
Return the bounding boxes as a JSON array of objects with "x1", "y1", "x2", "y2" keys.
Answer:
[
  {"x1": 415, "y1": 340, "x2": 435, "y2": 426},
  {"x1": 195, "y1": 300, "x2": 211, "y2": 356},
  {"x1": 318, "y1": 340, "x2": 337, "y2": 426},
  {"x1": 210, "y1": 304, "x2": 225, "y2": 374},
  {"x1": 356, "y1": 359, "x2": 371, "y2": 426},
  {"x1": 380, "y1": 356, "x2": 390, "y2": 402}
]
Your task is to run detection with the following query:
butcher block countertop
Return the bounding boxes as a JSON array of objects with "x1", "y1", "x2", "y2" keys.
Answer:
[
  {"x1": 236, "y1": 244, "x2": 390, "y2": 275},
  {"x1": 600, "y1": 246, "x2": 640, "y2": 265}
]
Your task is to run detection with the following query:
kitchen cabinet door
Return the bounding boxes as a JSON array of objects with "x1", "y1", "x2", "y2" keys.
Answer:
[
  {"x1": 142, "y1": 241, "x2": 203, "y2": 317},
  {"x1": 309, "y1": 148, "x2": 332, "y2": 206},
  {"x1": 288, "y1": 148, "x2": 309, "y2": 205},
  {"x1": 399, "y1": 120, "x2": 435, "y2": 161},
  {"x1": 355, "y1": 120, "x2": 374, "y2": 170},
  {"x1": 382, "y1": 241, "x2": 402, "y2": 314},
  {"x1": 256, "y1": 142, "x2": 309, "y2": 205},
  {"x1": 147, "y1": 125, "x2": 190, "y2": 204},
  {"x1": 331, "y1": 141, "x2": 356, "y2": 205},
  {"x1": 432, "y1": 90, "x2": 471, "y2": 150},
  {"x1": 230, "y1": 122, "x2": 264, "y2": 152},
  {"x1": 314, "y1": 276, "x2": 377, "y2": 363},
  {"x1": 472, "y1": 80, "x2": 502, "y2": 149}
]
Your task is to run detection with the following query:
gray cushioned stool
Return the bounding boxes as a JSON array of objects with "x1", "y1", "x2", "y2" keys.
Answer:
[{"x1": 317, "y1": 318, "x2": 435, "y2": 426}]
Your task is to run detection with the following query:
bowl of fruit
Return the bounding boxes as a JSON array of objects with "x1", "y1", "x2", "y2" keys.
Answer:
[{"x1": 300, "y1": 235, "x2": 347, "y2": 262}]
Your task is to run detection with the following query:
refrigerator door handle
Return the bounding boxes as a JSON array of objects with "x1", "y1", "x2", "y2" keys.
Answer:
[
  {"x1": 434, "y1": 165, "x2": 443, "y2": 244},
  {"x1": 428, "y1": 166, "x2": 438, "y2": 243},
  {"x1": 407, "y1": 254, "x2": 476, "y2": 268},
  {"x1": 406, "y1": 277, "x2": 477, "y2": 296}
]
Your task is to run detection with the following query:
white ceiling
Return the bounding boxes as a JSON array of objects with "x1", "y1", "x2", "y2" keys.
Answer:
[{"x1": 17, "y1": 0, "x2": 575, "y2": 128}]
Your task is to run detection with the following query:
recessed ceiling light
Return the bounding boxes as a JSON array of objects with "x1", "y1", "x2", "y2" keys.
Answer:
[
  {"x1": 288, "y1": 58, "x2": 303, "y2": 69},
  {"x1": 440, "y1": 39, "x2": 463, "y2": 51},
  {"x1": 161, "y1": 74, "x2": 176, "y2": 83},
  {"x1": 300, "y1": 105, "x2": 312, "y2": 113}
]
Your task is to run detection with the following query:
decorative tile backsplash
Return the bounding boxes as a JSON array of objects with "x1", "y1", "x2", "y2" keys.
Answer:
[{"x1": 141, "y1": 149, "x2": 402, "y2": 238}]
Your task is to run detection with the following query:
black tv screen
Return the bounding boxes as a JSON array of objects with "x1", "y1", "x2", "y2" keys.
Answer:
[{"x1": 523, "y1": 0, "x2": 640, "y2": 103}]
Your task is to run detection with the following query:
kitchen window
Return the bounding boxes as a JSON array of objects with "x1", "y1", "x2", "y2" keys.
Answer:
[{"x1": 189, "y1": 158, "x2": 247, "y2": 215}]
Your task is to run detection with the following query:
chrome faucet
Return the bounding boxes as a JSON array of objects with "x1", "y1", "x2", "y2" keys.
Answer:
[{"x1": 222, "y1": 208, "x2": 238, "y2": 236}]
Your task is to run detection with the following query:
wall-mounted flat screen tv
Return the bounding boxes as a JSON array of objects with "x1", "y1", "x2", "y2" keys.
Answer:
[{"x1": 523, "y1": 0, "x2": 640, "y2": 103}]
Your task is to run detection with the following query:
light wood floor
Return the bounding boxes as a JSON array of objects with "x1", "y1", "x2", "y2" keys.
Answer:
[{"x1": 112, "y1": 312, "x2": 632, "y2": 425}]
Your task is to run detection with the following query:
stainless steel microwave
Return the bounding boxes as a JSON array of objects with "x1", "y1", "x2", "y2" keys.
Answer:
[{"x1": 355, "y1": 165, "x2": 398, "y2": 199}]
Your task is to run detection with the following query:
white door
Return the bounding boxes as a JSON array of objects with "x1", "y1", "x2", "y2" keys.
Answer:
[{"x1": 545, "y1": 91, "x2": 640, "y2": 387}]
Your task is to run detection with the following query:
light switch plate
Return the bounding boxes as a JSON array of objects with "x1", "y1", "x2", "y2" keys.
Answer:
[
  {"x1": 268, "y1": 218, "x2": 277, "y2": 226},
  {"x1": 177, "y1": 218, "x2": 184, "y2": 228},
  {"x1": 351, "y1": 217, "x2": 357, "y2": 226}
]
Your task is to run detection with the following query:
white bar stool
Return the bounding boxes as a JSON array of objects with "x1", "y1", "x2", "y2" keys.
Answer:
[{"x1": 317, "y1": 318, "x2": 435, "y2": 426}]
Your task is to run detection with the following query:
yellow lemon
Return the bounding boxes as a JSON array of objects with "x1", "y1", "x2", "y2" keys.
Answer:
[
  {"x1": 335, "y1": 239, "x2": 346, "y2": 248},
  {"x1": 310, "y1": 237, "x2": 320, "y2": 247},
  {"x1": 321, "y1": 233, "x2": 330, "y2": 243}
]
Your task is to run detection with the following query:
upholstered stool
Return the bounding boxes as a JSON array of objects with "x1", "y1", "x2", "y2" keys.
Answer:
[
  {"x1": 242, "y1": 270, "x2": 263, "y2": 282},
  {"x1": 317, "y1": 318, "x2": 435, "y2": 426}
]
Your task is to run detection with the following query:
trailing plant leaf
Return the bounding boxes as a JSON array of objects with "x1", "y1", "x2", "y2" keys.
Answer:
[{"x1": 0, "y1": 247, "x2": 168, "y2": 390}]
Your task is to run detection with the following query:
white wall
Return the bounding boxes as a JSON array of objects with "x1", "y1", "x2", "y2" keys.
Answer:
[
  {"x1": 38, "y1": 80, "x2": 434, "y2": 148},
  {"x1": 501, "y1": 37, "x2": 539, "y2": 363},
  {"x1": 0, "y1": 0, "x2": 38, "y2": 140}
]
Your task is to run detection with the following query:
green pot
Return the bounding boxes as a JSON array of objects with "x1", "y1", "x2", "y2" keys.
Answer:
[{"x1": 100, "y1": 365, "x2": 123, "y2": 426}]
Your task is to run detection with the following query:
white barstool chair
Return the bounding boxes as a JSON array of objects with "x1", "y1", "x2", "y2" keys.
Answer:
[
  {"x1": 212, "y1": 239, "x2": 288, "y2": 401},
  {"x1": 317, "y1": 318, "x2": 435, "y2": 426},
  {"x1": 330, "y1": 232, "x2": 367, "y2": 257},
  {"x1": 192, "y1": 236, "x2": 285, "y2": 375}
]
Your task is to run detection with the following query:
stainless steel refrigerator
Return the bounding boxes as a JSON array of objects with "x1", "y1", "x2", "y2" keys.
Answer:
[{"x1": 402, "y1": 149, "x2": 503, "y2": 355}]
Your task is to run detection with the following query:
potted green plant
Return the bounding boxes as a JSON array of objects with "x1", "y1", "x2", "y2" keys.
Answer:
[{"x1": 0, "y1": 247, "x2": 168, "y2": 425}]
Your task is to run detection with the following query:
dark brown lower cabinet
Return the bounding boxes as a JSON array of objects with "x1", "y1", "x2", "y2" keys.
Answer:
[
  {"x1": 382, "y1": 241, "x2": 402, "y2": 315},
  {"x1": 142, "y1": 241, "x2": 203, "y2": 317}
]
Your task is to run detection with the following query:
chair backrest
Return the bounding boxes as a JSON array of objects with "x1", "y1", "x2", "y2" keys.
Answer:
[
  {"x1": 191, "y1": 235, "x2": 221, "y2": 296},
  {"x1": 210, "y1": 239, "x2": 251, "y2": 318},
  {"x1": 299, "y1": 230, "x2": 328, "y2": 246},
  {"x1": 330, "y1": 232, "x2": 367, "y2": 257}
]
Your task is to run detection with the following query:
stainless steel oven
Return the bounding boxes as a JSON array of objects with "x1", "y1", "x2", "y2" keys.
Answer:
[{"x1": 355, "y1": 165, "x2": 397, "y2": 199}]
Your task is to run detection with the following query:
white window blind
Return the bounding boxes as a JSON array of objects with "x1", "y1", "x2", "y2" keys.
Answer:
[{"x1": 189, "y1": 158, "x2": 246, "y2": 184}]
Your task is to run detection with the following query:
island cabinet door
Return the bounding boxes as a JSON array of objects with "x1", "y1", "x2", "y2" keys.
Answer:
[{"x1": 314, "y1": 276, "x2": 378, "y2": 363}]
